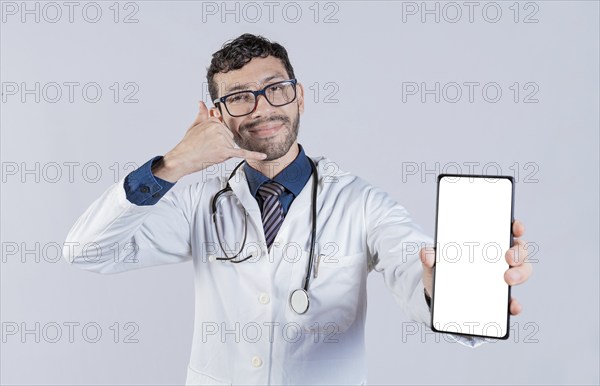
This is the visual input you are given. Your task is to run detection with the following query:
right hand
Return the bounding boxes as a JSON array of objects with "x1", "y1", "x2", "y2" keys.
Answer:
[{"x1": 153, "y1": 101, "x2": 267, "y2": 182}]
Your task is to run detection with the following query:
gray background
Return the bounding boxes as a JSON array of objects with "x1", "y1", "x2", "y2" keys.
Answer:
[{"x1": 1, "y1": 1, "x2": 598, "y2": 384}]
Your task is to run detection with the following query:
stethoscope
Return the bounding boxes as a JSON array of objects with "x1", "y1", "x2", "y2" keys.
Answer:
[{"x1": 210, "y1": 157, "x2": 318, "y2": 315}]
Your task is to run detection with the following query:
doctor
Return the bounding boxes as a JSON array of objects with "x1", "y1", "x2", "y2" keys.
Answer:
[{"x1": 64, "y1": 33, "x2": 532, "y2": 385}]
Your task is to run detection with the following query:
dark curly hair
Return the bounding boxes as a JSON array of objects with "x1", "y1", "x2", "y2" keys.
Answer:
[{"x1": 206, "y1": 33, "x2": 296, "y2": 104}]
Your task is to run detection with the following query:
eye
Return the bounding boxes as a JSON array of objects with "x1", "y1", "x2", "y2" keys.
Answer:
[{"x1": 228, "y1": 93, "x2": 252, "y2": 103}]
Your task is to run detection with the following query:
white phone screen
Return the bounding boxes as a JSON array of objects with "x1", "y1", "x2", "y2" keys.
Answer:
[{"x1": 431, "y1": 175, "x2": 514, "y2": 339}]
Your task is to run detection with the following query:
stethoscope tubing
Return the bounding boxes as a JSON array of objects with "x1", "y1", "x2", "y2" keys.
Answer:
[{"x1": 210, "y1": 157, "x2": 319, "y2": 294}]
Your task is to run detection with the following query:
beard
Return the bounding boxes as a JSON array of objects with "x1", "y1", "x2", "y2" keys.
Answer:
[{"x1": 232, "y1": 109, "x2": 300, "y2": 161}]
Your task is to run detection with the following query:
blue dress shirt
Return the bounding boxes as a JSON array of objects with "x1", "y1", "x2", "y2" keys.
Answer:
[
  {"x1": 243, "y1": 144, "x2": 312, "y2": 215},
  {"x1": 124, "y1": 144, "x2": 312, "y2": 213},
  {"x1": 124, "y1": 156, "x2": 175, "y2": 206},
  {"x1": 122, "y1": 145, "x2": 432, "y2": 307}
]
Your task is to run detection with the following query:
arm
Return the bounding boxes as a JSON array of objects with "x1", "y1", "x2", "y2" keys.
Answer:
[
  {"x1": 63, "y1": 101, "x2": 268, "y2": 274},
  {"x1": 365, "y1": 185, "x2": 434, "y2": 326},
  {"x1": 365, "y1": 185, "x2": 487, "y2": 348},
  {"x1": 62, "y1": 156, "x2": 195, "y2": 274}
]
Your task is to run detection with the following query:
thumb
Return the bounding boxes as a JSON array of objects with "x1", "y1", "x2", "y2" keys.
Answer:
[
  {"x1": 192, "y1": 100, "x2": 210, "y2": 126},
  {"x1": 420, "y1": 247, "x2": 435, "y2": 269},
  {"x1": 420, "y1": 247, "x2": 435, "y2": 298}
]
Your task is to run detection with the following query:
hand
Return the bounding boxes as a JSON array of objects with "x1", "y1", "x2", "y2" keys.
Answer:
[
  {"x1": 419, "y1": 219, "x2": 532, "y2": 316},
  {"x1": 153, "y1": 101, "x2": 267, "y2": 182}
]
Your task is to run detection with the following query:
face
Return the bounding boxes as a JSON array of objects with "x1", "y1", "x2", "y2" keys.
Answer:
[{"x1": 211, "y1": 56, "x2": 305, "y2": 161}]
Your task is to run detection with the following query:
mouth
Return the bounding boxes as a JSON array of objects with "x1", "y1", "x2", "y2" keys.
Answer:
[{"x1": 246, "y1": 121, "x2": 284, "y2": 138}]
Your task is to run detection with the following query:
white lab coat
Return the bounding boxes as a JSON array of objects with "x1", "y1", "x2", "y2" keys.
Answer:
[{"x1": 63, "y1": 155, "x2": 481, "y2": 385}]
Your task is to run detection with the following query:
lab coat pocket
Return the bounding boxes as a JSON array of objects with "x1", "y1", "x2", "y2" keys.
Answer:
[
  {"x1": 287, "y1": 251, "x2": 367, "y2": 334},
  {"x1": 185, "y1": 365, "x2": 231, "y2": 385}
]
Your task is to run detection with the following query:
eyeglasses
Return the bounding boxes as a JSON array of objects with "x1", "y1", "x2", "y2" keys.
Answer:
[{"x1": 213, "y1": 79, "x2": 297, "y2": 117}]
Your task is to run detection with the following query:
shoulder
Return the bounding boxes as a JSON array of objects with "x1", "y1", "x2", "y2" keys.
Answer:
[{"x1": 311, "y1": 156, "x2": 387, "y2": 200}]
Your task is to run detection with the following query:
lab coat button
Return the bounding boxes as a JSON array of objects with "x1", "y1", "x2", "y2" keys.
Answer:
[
  {"x1": 259, "y1": 293, "x2": 270, "y2": 304},
  {"x1": 208, "y1": 255, "x2": 216, "y2": 262},
  {"x1": 140, "y1": 186, "x2": 150, "y2": 193},
  {"x1": 251, "y1": 356, "x2": 262, "y2": 368}
]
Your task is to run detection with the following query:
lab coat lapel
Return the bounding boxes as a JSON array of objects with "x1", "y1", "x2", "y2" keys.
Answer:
[
  {"x1": 227, "y1": 167, "x2": 264, "y2": 237},
  {"x1": 227, "y1": 156, "x2": 326, "y2": 243}
]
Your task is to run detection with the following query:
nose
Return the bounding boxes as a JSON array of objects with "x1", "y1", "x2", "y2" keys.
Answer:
[{"x1": 250, "y1": 93, "x2": 273, "y2": 118}]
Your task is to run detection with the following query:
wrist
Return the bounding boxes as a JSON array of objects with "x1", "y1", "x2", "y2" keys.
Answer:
[{"x1": 152, "y1": 153, "x2": 184, "y2": 183}]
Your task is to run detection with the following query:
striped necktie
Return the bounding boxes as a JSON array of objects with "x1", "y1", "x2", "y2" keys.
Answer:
[{"x1": 257, "y1": 182, "x2": 285, "y2": 250}]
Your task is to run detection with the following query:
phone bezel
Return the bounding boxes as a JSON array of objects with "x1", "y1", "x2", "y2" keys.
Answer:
[{"x1": 430, "y1": 173, "x2": 515, "y2": 340}]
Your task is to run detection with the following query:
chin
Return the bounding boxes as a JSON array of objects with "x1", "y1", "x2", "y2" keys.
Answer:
[
  {"x1": 258, "y1": 144, "x2": 291, "y2": 161},
  {"x1": 236, "y1": 114, "x2": 300, "y2": 161},
  {"x1": 240, "y1": 135, "x2": 296, "y2": 162}
]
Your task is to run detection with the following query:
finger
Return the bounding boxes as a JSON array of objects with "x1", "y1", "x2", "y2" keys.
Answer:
[
  {"x1": 208, "y1": 116, "x2": 222, "y2": 125},
  {"x1": 504, "y1": 262, "x2": 533, "y2": 285},
  {"x1": 505, "y1": 239, "x2": 528, "y2": 266},
  {"x1": 419, "y1": 247, "x2": 435, "y2": 269},
  {"x1": 509, "y1": 297, "x2": 523, "y2": 315},
  {"x1": 512, "y1": 219, "x2": 525, "y2": 238},
  {"x1": 221, "y1": 132, "x2": 238, "y2": 150},
  {"x1": 227, "y1": 148, "x2": 267, "y2": 161},
  {"x1": 218, "y1": 123, "x2": 235, "y2": 139},
  {"x1": 191, "y1": 101, "x2": 210, "y2": 126}
]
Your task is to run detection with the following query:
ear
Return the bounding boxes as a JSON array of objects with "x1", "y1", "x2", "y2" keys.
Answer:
[
  {"x1": 296, "y1": 82, "x2": 305, "y2": 114},
  {"x1": 209, "y1": 106, "x2": 223, "y2": 121}
]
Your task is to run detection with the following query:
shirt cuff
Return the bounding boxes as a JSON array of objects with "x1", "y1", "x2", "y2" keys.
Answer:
[{"x1": 124, "y1": 156, "x2": 176, "y2": 206}]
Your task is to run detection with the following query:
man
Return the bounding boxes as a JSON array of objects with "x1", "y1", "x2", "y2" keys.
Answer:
[{"x1": 64, "y1": 33, "x2": 532, "y2": 384}]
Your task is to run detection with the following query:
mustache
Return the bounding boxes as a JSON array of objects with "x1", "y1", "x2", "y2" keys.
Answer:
[{"x1": 241, "y1": 115, "x2": 290, "y2": 132}]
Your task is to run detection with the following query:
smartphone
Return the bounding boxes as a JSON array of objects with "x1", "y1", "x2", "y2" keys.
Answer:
[{"x1": 431, "y1": 174, "x2": 515, "y2": 340}]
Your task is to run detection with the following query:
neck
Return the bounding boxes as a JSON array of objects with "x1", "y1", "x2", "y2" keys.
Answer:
[{"x1": 247, "y1": 143, "x2": 300, "y2": 179}]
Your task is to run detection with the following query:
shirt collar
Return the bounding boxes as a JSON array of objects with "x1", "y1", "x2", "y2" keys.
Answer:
[{"x1": 244, "y1": 144, "x2": 312, "y2": 198}]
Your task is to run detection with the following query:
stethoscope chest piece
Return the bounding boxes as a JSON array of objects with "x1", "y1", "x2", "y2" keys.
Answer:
[{"x1": 290, "y1": 288, "x2": 310, "y2": 314}]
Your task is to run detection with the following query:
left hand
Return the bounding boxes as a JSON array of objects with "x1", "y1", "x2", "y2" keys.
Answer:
[{"x1": 420, "y1": 219, "x2": 532, "y2": 316}]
